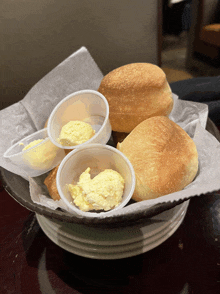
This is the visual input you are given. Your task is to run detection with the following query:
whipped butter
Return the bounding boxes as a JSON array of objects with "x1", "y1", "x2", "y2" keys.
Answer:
[
  {"x1": 68, "y1": 167, "x2": 125, "y2": 212},
  {"x1": 59, "y1": 121, "x2": 95, "y2": 146},
  {"x1": 23, "y1": 139, "x2": 44, "y2": 151},
  {"x1": 22, "y1": 138, "x2": 59, "y2": 169}
]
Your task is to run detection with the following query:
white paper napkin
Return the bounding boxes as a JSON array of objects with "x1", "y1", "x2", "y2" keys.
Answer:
[{"x1": 0, "y1": 47, "x2": 103, "y2": 180}]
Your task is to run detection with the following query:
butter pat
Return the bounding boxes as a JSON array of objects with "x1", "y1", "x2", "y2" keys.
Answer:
[
  {"x1": 59, "y1": 121, "x2": 95, "y2": 146},
  {"x1": 68, "y1": 167, "x2": 125, "y2": 212}
]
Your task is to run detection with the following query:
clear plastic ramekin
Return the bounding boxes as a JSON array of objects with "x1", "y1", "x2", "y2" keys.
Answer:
[
  {"x1": 56, "y1": 144, "x2": 136, "y2": 217},
  {"x1": 47, "y1": 90, "x2": 112, "y2": 150},
  {"x1": 4, "y1": 128, "x2": 66, "y2": 177}
]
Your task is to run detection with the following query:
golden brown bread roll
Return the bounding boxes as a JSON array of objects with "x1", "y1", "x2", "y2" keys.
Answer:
[
  {"x1": 117, "y1": 116, "x2": 198, "y2": 201},
  {"x1": 44, "y1": 165, "x2": 60, "y2": 201},
  {"x1": 98, "y1": 63, "x2": 173, "y2": 133},
  {"x1": 44, "y1": 119, "x2": 48, "y2": 128}
]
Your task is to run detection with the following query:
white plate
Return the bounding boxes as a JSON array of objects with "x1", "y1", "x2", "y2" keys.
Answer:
[
  {"x1": 37, "y1": 200, "x2": 189, "y2": 246},
  {"x1": 37, "y1": 207, "x2": 187, "y2": 259},
  {"x1": 36, "y1": 201, "x2": 189, "y2": 259},
  {"x1": 39, "y1": 200, "x2": 188, "y2": 253},
  {"x1": 37, "y1": 204, "x2": 186, "y2": 254}
]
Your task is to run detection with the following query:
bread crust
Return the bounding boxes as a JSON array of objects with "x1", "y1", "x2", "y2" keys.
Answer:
[
  {"x1": 98, "y1": 63, "x2": 173, "y2": 132},
  {"x1": 44, "y1": 165, "x2": 60, "y2": 201},
  {"x1": 117, "y1": 116, "x2": 198, "y2": 201}
]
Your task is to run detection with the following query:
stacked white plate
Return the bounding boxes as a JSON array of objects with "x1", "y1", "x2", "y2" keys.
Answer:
[{"x1": 36, "y1": 200, "x2": 189, "y2": 260}]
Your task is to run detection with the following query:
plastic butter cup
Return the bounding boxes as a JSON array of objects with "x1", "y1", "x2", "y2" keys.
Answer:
[
  {"x1": 47, "y1": 90, "x2": 112, "y2": 150},
  {"x1": 56, "y1": 144, "x2": 136, "y2": 217},
  {"x1": 3, "y1": 128, "x2": 66, "y2": 177}
]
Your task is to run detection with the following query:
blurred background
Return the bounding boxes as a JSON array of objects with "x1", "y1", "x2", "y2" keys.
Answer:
[
  {"x1": 162, "y1": 0, "x2": 220, "y2": 82},
  {"x1": 1, "y1": 0, "x2": 220, "y2": 110}
]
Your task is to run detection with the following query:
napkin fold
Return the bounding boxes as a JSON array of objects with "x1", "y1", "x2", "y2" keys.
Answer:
[{"x1": 0, "y1": 47, "x2": 103, "y2": 180}]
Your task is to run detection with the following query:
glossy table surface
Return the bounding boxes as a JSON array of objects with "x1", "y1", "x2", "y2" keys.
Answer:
[{"x1": 1, "y1": 180, "x2": 220, "y2": 294}]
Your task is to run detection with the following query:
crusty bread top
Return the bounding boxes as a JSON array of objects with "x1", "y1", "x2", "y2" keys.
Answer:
[
  {"x1": 99, "y1": 62, "x2": 166, "y2": 90},
  {"x1": 98, "y1": 63, "x2": 173, "y2": 133},
  {"x1": 117, "y1": 116, "x2": 198, "y2": 201}
]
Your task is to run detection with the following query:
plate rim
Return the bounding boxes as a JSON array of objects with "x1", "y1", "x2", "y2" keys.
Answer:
[
  {"x1": 38, "y1": 200, "x2": 189, "y2": 246},
  {"x1": 36, "y1": 206, "x2": 186, "y2": 254},
  {"x1": 36, "y1": 208, "x2": 187, "y2": 260}
]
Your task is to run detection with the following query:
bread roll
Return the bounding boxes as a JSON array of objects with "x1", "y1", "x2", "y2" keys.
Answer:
[
  {"x1": 98, "y1": 63, "x2": 173, "y2": 133},
  {"x1": 44, "y1": 119, "x2": 48, "y2": 128},
  {"x1": 117, "y1": 116, "x2": 198, "y2": 201},
  {"x1": 44, "y1": 165, "x2": 60, "y2": 201}
]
